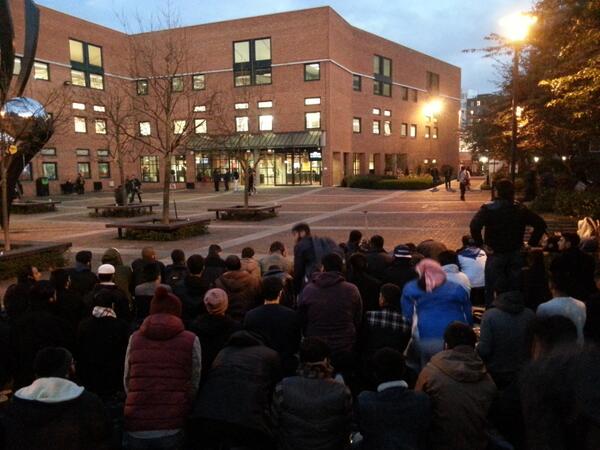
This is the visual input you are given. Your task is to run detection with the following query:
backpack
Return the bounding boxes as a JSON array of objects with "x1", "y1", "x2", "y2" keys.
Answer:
[{"x1": 305, "y1": 236, "x2": 345, "y2": 281}]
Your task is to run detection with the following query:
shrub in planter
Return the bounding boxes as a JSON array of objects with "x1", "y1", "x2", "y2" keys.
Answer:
[
  {"x1": 531, "y1": 189, "x2": 557, "y2": 213},
  {"x1": 124, "y1": 223, "x2": 209, "y2": 241},
  {"x1": 374, "y1": 177, "x2": 434, "y2": 190},
  {"x1": 0, "y1": 249, "x2": 69, "y2": 280},
  {"x1": 553, "y1": 190, "x2": 600, "y2": 219}
]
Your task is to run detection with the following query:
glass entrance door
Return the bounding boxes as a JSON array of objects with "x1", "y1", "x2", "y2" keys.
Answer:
[{"x1": 274, "y1": 150, "x2": 322, "y2": 185}]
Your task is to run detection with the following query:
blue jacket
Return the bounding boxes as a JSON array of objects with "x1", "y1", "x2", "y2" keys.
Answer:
[{"x1": 401, "y1": 280, "x2": 473, "y2": 341}]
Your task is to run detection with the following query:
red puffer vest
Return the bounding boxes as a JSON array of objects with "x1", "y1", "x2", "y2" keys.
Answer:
[{"x1": 125, "y1": 313, "x2": 196, "y2": 431}]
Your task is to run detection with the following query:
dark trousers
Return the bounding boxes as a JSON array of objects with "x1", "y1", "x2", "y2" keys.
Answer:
[
  {"x1": 445, "y1": 178, "x2": 451, "y2": 190},
  {"x1": 129, "y1": 191, "x2": 142, "y2": 203},
  {"x1": 459, "y1": 182, "x2": 466, "y2": 200},
  {"x1": 224, "y1": 180, "x2": 229, "y2": 191},
  {"x1": 213, "y1": 181, "x2": 219, "y2": 192},
  {"x1": 484, "y1": 250, "x2": 524, "y2": 307}
]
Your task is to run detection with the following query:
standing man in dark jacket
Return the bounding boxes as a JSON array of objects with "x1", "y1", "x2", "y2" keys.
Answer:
[
  {"x1": 164, "y1": 249, "x2": 189, "y2": 288},
  {"x1": 3, "y1": 265, "x2": 42, "y2": 323},
  {"x1": 215, "y1": 255, "x2": 261, "y2": 321},
  {"x1": 131, "y1": 247, "x2": 166, "y2": 288},
  {"x1": 68, "y1": 251, "x2": 98, "y2": 298},
  {"x1": 201, "y1": 244, "x2": 227, "y2": 287},
  {"x1": 382, "y1": 245, "x2": 418, "y2": 292},
  {"x1": 470, "y1": 179, "x2": 546, "y2": 306},
  {"x1": 224, "y1": 170, "x2": 231, "y2": 191},
  {"x1": 365, "y1": 235, "x2": 393, "y2": 281},
  {"x1": 550, "y1": 232, "x2": 596, "y2": 301},
  {"x1": 292, "y1": 222, "x2": 317, "y2": 294},
  {"x1": 173, "y1": 254, "x2": 210, "y2": 322},
  {"x1": 212, "y1": 169, "x2": 221, "y2": 192}
]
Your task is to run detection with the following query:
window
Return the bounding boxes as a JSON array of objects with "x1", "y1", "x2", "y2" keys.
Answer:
[
  {"x1": 305, "y1": 112, "x2": 321, "y2": 129},
  {"x1": 170, "y1": 155, "x2": 187, "y2": 183},
  {"x1": 19, "y1": 163, "x2": 33, "y2": 181},
  {"x1": 304, "y1": 97, "x2": 321, "y2": 106},
  {"x1": 384, "y1": 110, "x2": 391, "y2": 117},
  {"x1": 353, "y1": 118, "x2": 361, "y2": 133},
  {"x1": 412, "y1": 89, "x2": 418, "y2": 102},
  {"x1": 233, "y1": 38, "x2": 271, "y2": 86},
  {"x1": 410, "y1": 124, "x2": 417, "y2": 138},
  {"x1": 76, "y1": 149, "x2": 90, "y2": 156},
  {"x1": 353, "y1": 74, "x2": 361, "y2": 91},
  {"x1": 173, "y1": 120, "x2": 187, "y2": 135},
  {"x1": 373, "y1": 55, "x2": 392, "y2": 97},
  {"x1": 42, "y1": 162, "x2": 58, "y2": 180},
  {"x1": 372, "y1": 120, "x2": 380, "y2": 135},
  {"x1": 426, "y1": 71, "x2": 440, "y2": 94},
  {"x1": 97, "y1": 149, "x2": 110, "y2": 157},
  {"x1": 192, "y1": 74, "x2": 205, "y2": 90},
  {"x1": 194, "y1": 119, "x2": 207, "y2": 134},
  {"x1": 425, "y1": 126, "x2": 431, "y2": 139},
  {"x1": 41, "y1": 148, "x2": 56, "y2": 156},
  {"x1": 33, "y1": 62, "x2": 49, "y2": 80},
  {"x1": 72, "y1": 102, "x2": 85, "y2": 110},
  {"x1": 141, "y1": 156, "x2": 159, "y2": 183},
  {"x1": 137, "y1": 80, "x2": 148, "y2": 96},
  {"x1": 259, "y1": 115, "x2": 273, "y2": 131},
  {"x1": 353, "y1": 153, "x2": 361, "y2": 175},
  {"x1": 400, "y1": 123, "x2": 408, "y2": 137},
  {"x1": 304, "y1": 63, "x2": 320, "y2": 81},
  {"x1": 74, "y1": 117, "x2": 87, "y2": 133},
  {"x1": 194, "y1": 105, "x2": 207, "y2": 112},
  {"x1": 401, "y1": 87, "x2": 409, "y2": 101},
  {"x1": 171, "y1": 76, "x2": 184, "y2": 92},
  {"x1": 94, "y1": 119, "x2": 106, "y2": 134},
  {"x1": 93, "y1": 105, "x2": 105, "y2": 112},
  {"x1": 258, "y1": 100, "x2": 272, "y2": 109},
  {"x1": 139, "y1": 122, "x2": 151, "y2": 136},
  {"x1": 13, "y1": 57, "x2": 21, "y2": 75},
  {"x1": 235, "y1": 102, "x2": 249, "y2": 110},
  {"x1": 98, "y1": 162, "x2": 110, "y2": 178},
  {"x1": 384, "y1": 120, "x2": 392, "y2": 136},
  {"x1": 235, "y1": 116, "x2": 249, "y2": 132},
  {"x1": 433, "y1": 127, "x2": 438, "y2": 139},
  {"x1": 69, "y1": 39, "x2": 104, "y2": 89},
  {"x1": 372, "y1": 108, "x2": 380, "y2": 115},
  {"x1": 77, "y1": 162, "x2": 91, "y2": 179}
]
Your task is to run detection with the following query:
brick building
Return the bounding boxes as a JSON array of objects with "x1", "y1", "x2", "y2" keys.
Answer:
[{"x1": 9, "y1": 0, "x2": 461, "y2": 195}]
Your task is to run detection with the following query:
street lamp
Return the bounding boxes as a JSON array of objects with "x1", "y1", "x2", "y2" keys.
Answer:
[
  {"x1": 533, "y1": 156, "x2": 540, "y2": 163},
  {"x1": 499, "y1": 12, "x2": 537, "y2": 183}
]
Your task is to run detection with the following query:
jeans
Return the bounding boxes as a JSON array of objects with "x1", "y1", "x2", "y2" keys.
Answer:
[
  {"x1": 484, "y1": 250, "x2": 524, "y2": 307},
  {"x1": 125, "y1": 431, "x2": 184, "y2": 450}
]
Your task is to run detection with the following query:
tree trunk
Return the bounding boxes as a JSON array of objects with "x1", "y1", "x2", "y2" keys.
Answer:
[
  {"x1": 1, "y1": 164, "x2": 11, "y2": 252},
  {"x1": 117, "y1": 157, "x2": 128, "y2": 206},
  {"x1": 162, "y1": 154, "x2": 171, "y2": 224}
]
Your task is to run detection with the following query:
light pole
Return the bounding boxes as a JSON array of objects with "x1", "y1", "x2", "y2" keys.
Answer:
[{"x1": 499, "y1": 12, "x2": 537, "y2": 183}]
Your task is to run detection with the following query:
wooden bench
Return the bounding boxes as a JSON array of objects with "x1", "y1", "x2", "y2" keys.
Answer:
[
  {"x1": 208, "y1": 204, "x2": 281, "y2": 220},
  {"x1": 11, "y1": 200, "x2": 61, "y2": 214},
  {"x1": 106, "y1": 218, "x2": 210, "y2": 239},
  {"x1": 87, "y1": 203, "x2": 159, "y2": 217}
]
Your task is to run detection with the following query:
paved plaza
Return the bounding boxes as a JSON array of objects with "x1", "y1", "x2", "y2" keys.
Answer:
[{"x1": 7, "y1": 179, "x2": 488, "y2": 269}]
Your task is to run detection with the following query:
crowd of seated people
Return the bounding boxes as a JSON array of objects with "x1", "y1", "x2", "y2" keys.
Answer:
[{"x1": 0, "y1": 178, "x2": 599, "y2": 450}]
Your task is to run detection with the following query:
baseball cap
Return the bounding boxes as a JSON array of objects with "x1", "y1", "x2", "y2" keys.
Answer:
[{"x1": 393, "y1": 245, "x2": 412, "y2": 259}]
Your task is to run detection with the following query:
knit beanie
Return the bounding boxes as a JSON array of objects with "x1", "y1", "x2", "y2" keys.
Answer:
[
  {"x1": 204, "y1": 288, "x2": 228, "y2": 316},
  {"x1": 150, "y1": 286, "x2": 182, "y2": 317}
]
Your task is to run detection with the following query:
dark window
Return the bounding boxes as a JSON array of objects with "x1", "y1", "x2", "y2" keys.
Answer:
[
  {"x1": 137, "y1": 80, "x2": 148, "y2": 96},
  {"x1": 42, "y1": 162, "x2": 58, "y2": 180},
  {"x1": 233, "y1": 38, "x2": 271, "y2": 86},
  {"x1": 373, "y1": 55, "x2": 392, "y2": 97},
  {"x1": 304, "y1": 63, "x2": 320, "y2": 81},
  {"x1": 171, "y1": 76, "x2": 184, "y2": 92},
  {"x1": 401, "y1": 87, "x2": 409, "y2": 101},
  {"x1": 98, "y1": 162, "x2": 111, "y2": 178},
  {"x1": 69, "y1": 39, "x2": 104, "y2": 90},
  {"x1": 353, "y1": 74, "x2": 361, "y2": 91},
  {"x1": 427, "y1": 71, "x2": 440, "y2": 94},
  {"x1": 77, "y1": 162, "x2": 91, "y2": 179},
  {"x1": 412, "y1": 89, "x2": 418, "y2": 102}
]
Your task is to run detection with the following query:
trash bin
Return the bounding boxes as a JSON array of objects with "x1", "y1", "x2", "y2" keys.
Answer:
[
  {"x1": 93, "y1": 181, "x2": 103, "y2": 192},
  {"x1": 114, "y1": 187, "x2": 125, "y2": 206},
  {"x1": 36, "y1": 177, "x2": 49, "y2": 197},
  {"x1": 186, "y1": 182, "x2": 195, "y2": 189}
]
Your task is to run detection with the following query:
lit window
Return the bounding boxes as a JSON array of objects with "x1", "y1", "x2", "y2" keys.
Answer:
[
  {"x1": 41, "y1": 148, "x2": 57, "y2": 156},
  {"x1": 170, "y1": 155, "x2": 187, "y2": 182},
  {"x1": 141, "y1": 156, "x2": 159, "y2": 183},
  {"x1": 194, "y1": 119, "x2": 207, "y2": 134},
  {"x1": 372, "y1": 120, "x2": 380, "y2": 135},
  {"x1": 372, "y1": 108, "x2": 380, "y2": 115},
  {"x1": 88, "y1": 44, "x2": 102, "y2": 67},
  {"x1": 192, "y1": 74, "x2": 205, "y2": 90},
  {"x1": 139, "y1": 121, "x2": 151, "y2": 136},
  {"x1": 42, "y1": 162, "x2": 58, "y2": 180},
  {"x1": 259, "y1": 115, "x2": 273, "y2": 131},
  {"x1": 95, "y1": 119, "x2": 107, "y2": 134},
  {"x1": 384, "y1": 110, "x2": 391, "y2": 117},
  {"x1": 304, "y1": 97, "x2": 321, "y2": 106},
  {"x1": 410, "y1": 124, "x2": 417, "y2": 138},
  {"x1": 258, "y1": 100, "x2": 272, "y2": 109},
  {"x1": 72, "y1": 102, "x2": 85, "y2": 110},
  {"x1": 235, "y1": 102, "x2": 249, "y2": 110},
  {"x1": 171, "y1": 77, "x2": 184, "y2": 92},
  {"x1": 236, "y1": 116, "x2": 249, "y2": 132},
  {"x1": 74, "y1": 117, "x2": 87, "y2": 133},
  {"x1": 194, "y1": 105, "x2": 207, "y2": 112},
  {"x1": 13, "y1": 57, "x2": 21, "y2": 75},
  {"x1": 384, "y1": 120, "x2": 391, "y2": 136},
  {"x1": 71, "y1": 70, "x2": 86, "y2": 87},
  {"x1": 400, "y1": 123, "x2": 408, "y2": 137},
  {"x1": 353, "y1": 118, "x2": 361, "y2": 133},
  {"x1": 477, "y1": 100, "x2": 481, "y2": 106},
  {"x1": 433, "y1": 127, "x2": 438, "y2": 139},
  {"x1": 137, "y1": 80, "x2": 148, "y2": 96},
  {"x1": 304, "y1": 63, "x2": 320, "y2": 81},
  {"x1": 305, "y1": 112, "x2": 321, "y2": 129},
  {"x1": 353, "y1": 74, "x2": 361, "y2": 91},
  {"x1": 97, "y1": 149, "x2": 110, "y2": 157},
  {"x1": 69, "y1": 39, "x2": 104, "y2": 89},
  {"x1": 173, "y1": 120, "x2": 187, "y2": 135},
  {"x1": 76, "y1": 149, "x2": 90, "y2": 156},
  {"x1": 98, "y1": 162, "x2": 111, "y2": 178},
  {"x1": 425, "y1": 126, "x2": 431, "y2": 139},
  {"x1": 33, "y1": 62, "x2": 49, "y2": 80},
  {"x1": 93, "y1": 105, "x2": 105, "y2": 112},
  {"x1": 90, "y1": 73, "x2": 104, "y2": 90},
  {"x1": 69, "y1": 40, "x2": 84, "y2": 63},
  {"x1": 233, "y1": 38, "x2": 271, "y2": 86},
  {"x1": 77, "y1": 162, "x2": 91, "y2": 179}
]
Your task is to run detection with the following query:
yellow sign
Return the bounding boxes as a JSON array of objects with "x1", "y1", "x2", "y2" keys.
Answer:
[{"x1": 8, "y1": 145, "x2": 18, "y2": 155}]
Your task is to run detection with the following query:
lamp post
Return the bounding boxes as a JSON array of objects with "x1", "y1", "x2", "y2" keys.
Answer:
[{"x1": 499, "y1": 12, "x2": 537, "y2": 183}]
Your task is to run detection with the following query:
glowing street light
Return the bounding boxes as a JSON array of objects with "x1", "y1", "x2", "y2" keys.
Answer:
[
  {"x1": 561, "y1": 156, "x2": 567, "y2": 161},
  {"x1": 499, "y1": 12, "x2": 537, "y2": 42},
  {"x1": 424, "y1": 99, "x2": 443, "y2": 119},
  {"x1": 533, "y1": 156, "x2": 540, "y2": 163}
]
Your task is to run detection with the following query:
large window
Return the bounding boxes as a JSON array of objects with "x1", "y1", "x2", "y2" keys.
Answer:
[
  {"x1": 141, "y1": 156, "x2": 159, "y2": 183},
  {"x1": 173, "y1": 120, "x2": 187, "y2": 135},
  {"x1": 69, "y1": 39, "x2": 104, "y2": 89},
  {"x1": 74, "y1": 117, "x2": 87, "y2": 133},
  {"x1": 94, "y1": 119, "x2": 107, "y2": 134},
  {"x1": 305, "y1": 112, "x2": 321, "y2": 129},
  {"x1": 77, "y1": 162, "x2": 91, "y2": 179},
  {"x1": 372, "y1": 120, "x2": 380, "y2": 135},
  {"x1": 259, "y1": 115, "x2": 273, "y2": 131},
  {"x1": 384, "y1": 120, "x2": 392, "y2": 136},
  {"x1": 427, "y1": 71, "x2": 440, "y2": 94},
  {"x1": 304, "y1": 63, "x2": 320, "y2": 81},
  {"x1": 353, "y1": 74, "x2": 361, "y2": 91},
  {"x1": 353, "y1": 118, "x2": 361, "y2": 133},
  {"x1": 192, "y1": 74, "x2": 205, "y2": 90},
  {"x1": 233, "y1": 38, "x2": 271, "y2": 86},
  {"x1": 137, "y1": 80, "x2": 148, "y2": 96},
  {"x1": 373, "y1": 55, "x2": 392, "y2": 97},
  {"x1": 194, "y1": 119, "x2": 207, "y2": 134},
  {"x1": 170, "y1": 155, "x2": 187, "y2": 182},
  {"x1": 42, "y1": 162, "x2": 58, "y2": 180},
  {"x1": 33, "y1": 62, "x2": 49, "y2": 80},
  {"x1": 410, "y1": 124, "x2": 417, "y2": 138},
  {"x1": 236, "y1": 116, "x2": 249, "y2": 132},
  {"x1": 98, "y1": 162, "x2": 111, "y2": 178}
]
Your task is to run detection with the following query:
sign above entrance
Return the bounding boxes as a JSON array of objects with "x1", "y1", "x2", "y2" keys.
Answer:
[{"x1": 309, "y1": 151, "x2": 322, "y2": 161}]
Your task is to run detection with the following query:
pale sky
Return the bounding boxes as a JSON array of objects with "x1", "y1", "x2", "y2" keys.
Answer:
[{"x1": 37, "y1": 0, "x2": 534, "y2": 93}]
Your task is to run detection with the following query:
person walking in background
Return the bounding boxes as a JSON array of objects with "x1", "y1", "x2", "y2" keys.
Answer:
[
  {"x1": 233, "y1": 169, "x2": 240, "y2": 192},
  {"x1": 75, "y1": 172, "x2": 85, "y2": 195},
  {"x1": 224, "y1": 170, "x2": 231, "y2": 191},
  {"x1": 457, "y1": 166, "x2": 470, "y2": 201},
  {"x1": 443, "y1": 166, "x2": 453, "y2": 191},
  {"x1": 212, "y1": 169, "x2": 221, "y2": 192},
  {"x1": 128, "y1": 175, "x2": 142, "y2": 203}
]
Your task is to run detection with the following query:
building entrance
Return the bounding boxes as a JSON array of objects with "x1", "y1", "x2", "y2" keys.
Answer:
[{"x1": 273, "y1": 149, "x2": 321, "y2": 186}]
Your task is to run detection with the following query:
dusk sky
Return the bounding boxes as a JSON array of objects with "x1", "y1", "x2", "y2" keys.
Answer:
[{"x1": 37, "y1": 0, "x2": 534, "y2": 94}]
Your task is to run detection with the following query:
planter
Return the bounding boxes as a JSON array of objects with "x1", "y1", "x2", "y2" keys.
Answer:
[
  {"x1": 0, "y1": 241, "x2": 71, "y2": 280},
  {"x1": 208, "y1": 204, "x2": 281, "y2": 221},
  {"x1": 11, "y1": 200, "x2": 61, "y2": 214},
  {"x1": 106, "y1": 218, "x2": 210, "y2": 241}
]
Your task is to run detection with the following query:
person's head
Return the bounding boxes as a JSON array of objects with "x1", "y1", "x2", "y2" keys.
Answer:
[
  {"x1": 549, "y1": 272, "x2": 570, "y2": 298},
  {"x1": 292, "y1": 223, "x2": 311, "y2": 241},
  {"x1": 203, "y1": 288, "x2": 228, "y2": 316},
  {"x1": 97, "y1": 263, "x2": 115, "y2": 283},
  {"x1": 299, "y1": 337, "x2": 331, "y2": 365},
  {"x1": 349, "y1": 253, "x2": 368, "y2": 273},
  {"x1": 141, "y1": 247, "x2": 156, "y2": 261},
  {"x1": 142, "y1": 262, "x2": 161, "y2": 283},
  {"x1": 415, "y1": 259, "x2": 446, "y2": 292},
  {"x1": 379, "y1": 283, "x2": 401, "y2": 310},
  {"x1": 461, "y1": 235, "x2": 476, "y2": 248},
  {"x1": 208, "y1": 244, "x2": 222, "y2": 257},
  {"x1": 392, "y1": 244, "x2": 412, "y2": 261},
  {"x1": 262, "y1": 276, "x2": 283, "y2": 302},
  {"x1": 530, "y1": 315, "x2": 577, "y2": 359},
  {"x1": 558, "y1": 232, "x2": 580, "y2": 251},
  {"x1": 75, "y1": 250, "x2": 92, "y2": 267},
  {"x1": 50, "y1": 268, "x2": 70, "y2": 291},
  {"x1": 348, "y1": 230, "x2": 362, "y2": 244},
  {"x1": 322, "y1": 253, "x2": 343, "y2": 273},
  {"x1": 17, "y1": 265, "x2": 41, "y2": 284},
  {"x1": 370, "y1": 235, "x2": 384, "y2": 250},
  {"x1": 186, "y1": 254, "x2": 204, "y2": 276},
  {"x1": 438, "y1": 250, "x2": 459, "y2": 267},
  {"x1": 372, "y1": 348, "x2": 407, "y2": 384},
  {"x1": 30, "y1": 281, "x2": 57, "y2": 308},
  {"x1": 225, "y1": 255, "x2": 242, "y2": 271},
  {"x1": 241, "y1": 247, "x2": 255, "y2": 259},
  {"x1": 171, "y1": 249, "x2": 186, "y2": 265},
  {"x1": 269, "y1": 241, "x2": 286, "y2": 255},
  {"x1": 495, "y1": 179, "x2": 515, "y2": 201},
  {"x1": 150, "y1": 286, "x2": 182, "y2": 317},
  {"x1": 34, "y1": 347, "x2": 74, "y2": 379},
  {"x1": 443, "y1": 322, "x2": 477, "y2": 349}
]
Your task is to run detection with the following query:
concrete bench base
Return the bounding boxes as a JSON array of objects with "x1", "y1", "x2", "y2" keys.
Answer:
[
  {"x1": 88, "y1": 203, "x2": 159, "y2": 217},
  {"x1": 11, "y1": 200, "x2": 61, "y2": 214},
  {"x1": 208, "y1": 204, "x2": 281, "y2": 220},
  {"x1": 105, "y1": 218, "x2": 210, "y2": 240}
]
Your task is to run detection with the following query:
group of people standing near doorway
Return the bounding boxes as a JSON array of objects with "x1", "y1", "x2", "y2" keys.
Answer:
[
  {"x1": 212, "y1": 168, "x2": 256, "y2": 195},
  {"x1": 428, "y1": 166, "x2": 472, "y2": 200}
]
